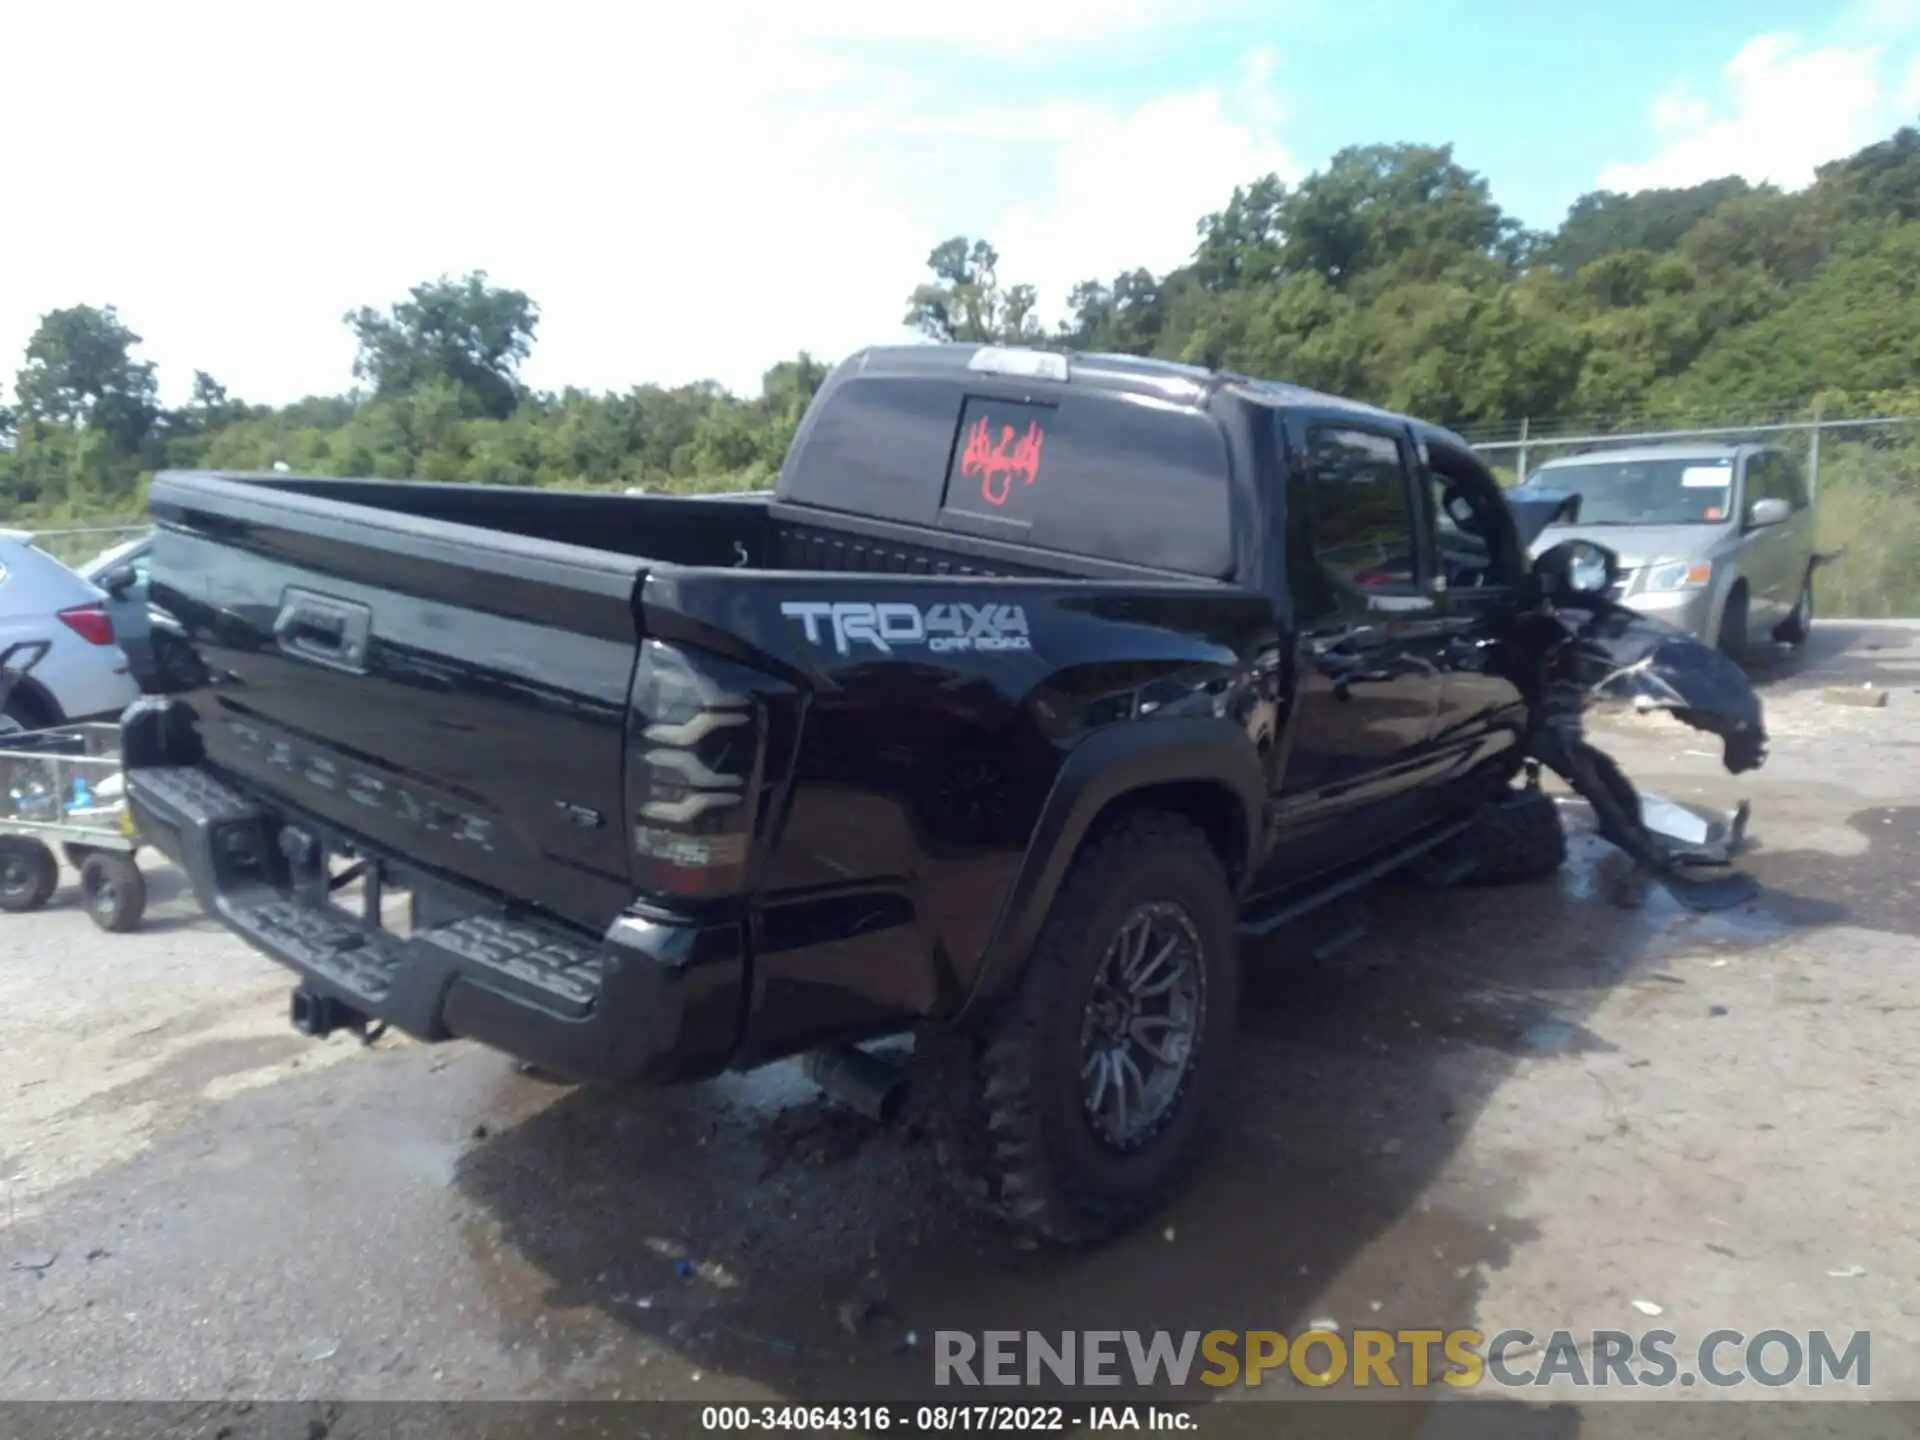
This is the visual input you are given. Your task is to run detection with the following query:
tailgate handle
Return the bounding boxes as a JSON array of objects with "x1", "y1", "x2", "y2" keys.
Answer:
[{"x1": 274, "y1": 589, "x2": 373, "y2": 673}]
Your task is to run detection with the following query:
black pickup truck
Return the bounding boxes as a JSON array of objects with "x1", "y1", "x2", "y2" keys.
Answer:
[{"x1": 123, "y1": 344, "x2": 1768, "y2": 1243}]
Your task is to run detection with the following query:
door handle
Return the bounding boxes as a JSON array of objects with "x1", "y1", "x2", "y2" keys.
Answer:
[{"x1": 274, "y1": 588, "x2": 373, "y2": 673}]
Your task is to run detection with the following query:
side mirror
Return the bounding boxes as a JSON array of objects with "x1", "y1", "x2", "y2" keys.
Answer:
[
  {"x1": 1533, "y1": 538, "x2": 1621, "y2": 601},
  {"x1": 99, "y1": 565, "x2": 139, "y2": 599},
  {"x1": 1747, "y1": 497, "x2": 1791, "y2": 528}
]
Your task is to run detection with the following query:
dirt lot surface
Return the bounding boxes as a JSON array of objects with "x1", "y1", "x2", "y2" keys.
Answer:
[{"x1": 3, "y1": 622, "x2": 1918, "y2": 1433}]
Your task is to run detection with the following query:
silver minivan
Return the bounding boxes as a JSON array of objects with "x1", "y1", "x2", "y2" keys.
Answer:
[{"x1": 1515, "y1": 442, "x2": 1818, "y2": 657}]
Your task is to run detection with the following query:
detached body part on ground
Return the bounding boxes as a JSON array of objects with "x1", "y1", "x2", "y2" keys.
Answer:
[{"x1": 120, "y1": 343, "x2": 1773, "y2": 1245}]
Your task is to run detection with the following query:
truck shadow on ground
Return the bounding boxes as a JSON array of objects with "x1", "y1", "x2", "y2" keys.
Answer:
[{"x1": 450, "y1": 798, "x2": 1916, "y2": 1407}]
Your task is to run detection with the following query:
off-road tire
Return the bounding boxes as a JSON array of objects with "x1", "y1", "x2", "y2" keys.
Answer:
[
  {"x1": 80, "y1": 851, "x2": 146, "y2": 932},
  {"x1": 0, "y1": 836, "x2": 59, "y2": 912},
  {"x1": 932, "y1": 811, "x2": 1239, "y2": 1245},
  {"x1": 1464, "y1": 786, "x2": 1568, "y2": 886},
  {"x1": 1716, "y1": 583, "x2": 1750, "y2": 662},
  {"x1": 1775, "y1": 569, "x2": 1813, "y2": 647}
]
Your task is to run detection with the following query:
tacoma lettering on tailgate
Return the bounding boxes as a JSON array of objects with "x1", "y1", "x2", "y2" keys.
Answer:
[{"x1": 225, "y1": 718, "x2": 498, "y2": 851}]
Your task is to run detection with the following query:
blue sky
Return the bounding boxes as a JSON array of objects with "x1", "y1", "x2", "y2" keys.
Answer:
[{"x1": 4, "y1": 0, "x2": 1918, "y2": 407}]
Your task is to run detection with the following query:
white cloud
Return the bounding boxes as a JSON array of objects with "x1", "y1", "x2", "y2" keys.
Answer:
[
  {"x1": 994, "y1": 85, "x2": 1298, "y2": 320},
  {"x1": 1597, "y1": 28, "x2": 1916, "y2": 193},
  {"x1": 0, "y1": 0, "x2": 1280, "y2": 407}
]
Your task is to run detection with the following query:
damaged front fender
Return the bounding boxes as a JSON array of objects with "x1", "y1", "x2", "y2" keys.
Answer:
[
  {"x1": 1564, "y1": 598, "x2": 1768, "y2": 776},
  {"x1": 1508, "y1": 547, "x2": 1769, "y2": 911}
]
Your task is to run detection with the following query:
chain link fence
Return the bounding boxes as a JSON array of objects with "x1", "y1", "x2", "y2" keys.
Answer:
[{"x1": 19, "y1": 523, "x2": 149, "y2": 571}]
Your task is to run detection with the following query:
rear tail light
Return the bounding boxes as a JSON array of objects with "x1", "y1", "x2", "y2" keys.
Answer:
[
  {"x1": 627, "y1": 640, "x2": 787, "y2": 899},
  {"x1": 58, "y1": 602, "x2": 116, "y2": 646}
]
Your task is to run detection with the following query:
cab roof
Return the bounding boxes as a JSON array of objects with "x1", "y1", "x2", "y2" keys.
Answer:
[{"x1": 840, "y1": 343, "x2": 1475, "y2": 453}]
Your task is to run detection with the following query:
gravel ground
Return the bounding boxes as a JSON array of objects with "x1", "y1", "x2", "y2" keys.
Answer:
[{"x1": 2, "y1": 621, "x2": 1918, "y2": 1431}]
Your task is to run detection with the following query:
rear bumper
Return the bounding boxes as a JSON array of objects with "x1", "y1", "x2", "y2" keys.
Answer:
[{"x1": 126, "y1": 763, "x2": 745, "y2": 1084}]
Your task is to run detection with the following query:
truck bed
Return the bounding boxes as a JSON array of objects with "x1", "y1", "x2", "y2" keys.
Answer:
[
  {"x1": 140, "y1": 471, "x2": 1235, "y2": 940},
  {"x1": 227, "y1": 473, "x2": 1189, "y2": 581}
]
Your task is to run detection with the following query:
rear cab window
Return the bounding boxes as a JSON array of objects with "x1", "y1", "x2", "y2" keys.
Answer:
[{"x1": 778, "y1": 372, "x2": 1236, "y2": 577}]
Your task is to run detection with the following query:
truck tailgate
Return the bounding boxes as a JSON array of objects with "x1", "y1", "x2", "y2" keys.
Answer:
[{"x1": 147, "y1": 472, "x2": 645, "y2": 933}]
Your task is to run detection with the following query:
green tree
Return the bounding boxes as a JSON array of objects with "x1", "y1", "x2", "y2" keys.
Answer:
[
  {"x1": 1548, "y1": 177, "x2": 1755, "y2": 269},
  {"x1": 14, "y1": 304, "x2": 159, "y2": 454},
  {"x1": 345, "y1": 271, "x2": 539, "y2": 421},
  {"x1": 904, "y1": 238, "x2": 1043, "y2": 344},
  {"x1": 1276, "y1": 143, "x2": 1520, "y2": 287}
]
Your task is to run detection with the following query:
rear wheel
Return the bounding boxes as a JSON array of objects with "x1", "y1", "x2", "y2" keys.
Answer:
[
  {"x1": 152, "y1": 632, "x2": 205, "y2": 692},
  {"x1": 0, "y1": 689, "x2": 54, "y2": 736},
  {"x1": 1775, "y1": 570, "x2": 1813, "y2": 647},
  {"x1": 80, "y1": 852, "x2": 145, "y2": 932},
  {"x1": 0, "y1": 837, "x2": 59, "y2": 912},
  {"x1": 935, "y1": 811, "x2": 1239, "y2": 1245}
]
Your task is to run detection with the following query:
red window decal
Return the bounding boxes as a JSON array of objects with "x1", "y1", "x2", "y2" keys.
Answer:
[
  {"x1": 960, "y1": 415, "x2": 1046, "y2": 506},
  {"x1": 1705, "y1": 506, "x2": 1724, "y2": 520}
]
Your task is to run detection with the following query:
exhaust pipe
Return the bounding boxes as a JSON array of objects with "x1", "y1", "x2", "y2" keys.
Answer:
[{"x1": 802, "y1": 1046, "x2": 908, "y2": 1123}]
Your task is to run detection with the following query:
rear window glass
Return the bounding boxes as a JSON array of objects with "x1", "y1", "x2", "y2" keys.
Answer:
[
  {"x1": 942, "y1": 396, "x2": 1053, "y2": 529},
  {"x1": 780, "y1": 375, "x2": 1233, "y2": 576}
]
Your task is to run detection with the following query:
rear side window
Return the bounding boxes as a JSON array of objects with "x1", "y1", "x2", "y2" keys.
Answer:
[
  {"x1": 780, "y1": 375, "x2": 1234, "y2": 576},
  {"x1": 1303, "y1": 425, "x2": 1420, "y2": 592}
]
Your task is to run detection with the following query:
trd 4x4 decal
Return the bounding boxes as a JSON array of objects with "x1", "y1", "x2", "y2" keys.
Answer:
[{"x1": 779, "y1": 600, "x2": 1032, "y2": 656}]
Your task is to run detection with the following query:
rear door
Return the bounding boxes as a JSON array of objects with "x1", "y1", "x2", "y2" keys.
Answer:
[
  {"x1": 1777, "y1": 450, "x2": 1817, "y2": 604},
  {"x1": 1266, "y1": 412, "x2": 1447, "y2": 870},
  {"x1": 1740, "y1": 451, "x2": 1793, "y2": 626}
]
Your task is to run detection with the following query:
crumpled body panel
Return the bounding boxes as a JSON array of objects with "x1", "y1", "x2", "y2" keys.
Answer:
[
  {"x1": 1569, "y1": 599, "x2": 1768, "y2": 775},
  {"x1": 1508, "y1": 591, "x2": 1768, "y2": 911}
]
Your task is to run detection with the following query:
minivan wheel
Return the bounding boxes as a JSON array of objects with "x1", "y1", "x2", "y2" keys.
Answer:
[
  {"x1": 1775, "y1": 571, "x2": 1813, "y2": 647},
  {"x1": 1716, "y1": 585, "x2": 1750, "y2": 661},
  {"x1": 935, "y1": 811, "x2": 1239, "y2": 1245}
]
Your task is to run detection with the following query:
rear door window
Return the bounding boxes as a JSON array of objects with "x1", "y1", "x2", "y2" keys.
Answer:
[{"x1": 1298, "y1": 423, "x2": 1423, "y2": 613}]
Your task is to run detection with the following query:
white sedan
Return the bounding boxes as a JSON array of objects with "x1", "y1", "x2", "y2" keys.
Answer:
[{"x1": 0, "y1": 530, "x2": 141, "y2": 732}]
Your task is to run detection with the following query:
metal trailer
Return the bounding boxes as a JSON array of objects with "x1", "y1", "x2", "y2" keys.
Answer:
[{"x1": 0, "y1": 640, "x2": 147, "y2": 931}]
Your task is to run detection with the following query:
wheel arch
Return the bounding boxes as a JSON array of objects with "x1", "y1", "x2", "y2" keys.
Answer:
[
  {"x1": 0, "y1": 675, "x2": 63, "y2": 728},
  {"x1": 954, "y1": 718, "x2": 1264, "y2": 1024}
]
